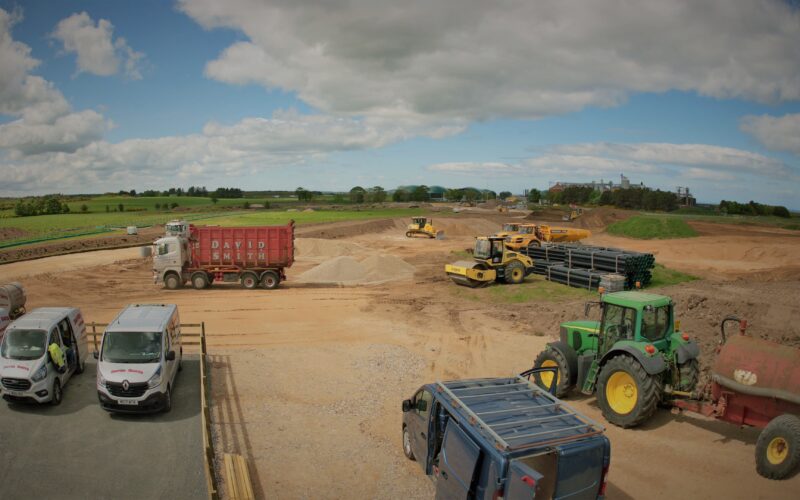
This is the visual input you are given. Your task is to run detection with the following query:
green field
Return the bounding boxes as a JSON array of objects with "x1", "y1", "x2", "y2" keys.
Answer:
[
  {"x1": 607, "y1": 215, "x2": 698, "y2": 239},
  {"x1": 0, "y1": 206, "x2": 426, "y2": 247}
]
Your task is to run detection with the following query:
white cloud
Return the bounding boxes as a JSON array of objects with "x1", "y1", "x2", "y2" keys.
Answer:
[
  {"x1": 0, "y1": 8, "x2": 111, "y2": 155},
  {"x1": 740, "y1": 113, "x2": 800, "y2": 156},
  {"x1": 0, "y1": 111, "x2": 411, "y2": 194},
  {"x1": 52, "y1": 12, "x2": 145, "y2": 79},
  {"x1": 550, "y1": 142, "x2": 790, "y2": 177},
  {"x1": 180, "y1": 0, "x2": 800, "y2": 127},
  {"x1": 428, "y1": 162, "x2": 524, "y2": 175}
]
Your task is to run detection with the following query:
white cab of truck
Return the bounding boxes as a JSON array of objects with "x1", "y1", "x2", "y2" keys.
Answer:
[
  {"x1": 95, "y1": 304, "x2": 182, "y2": 413},
  {"x1": 0, "y1": 307, "x2": 88, "y2": 405}
]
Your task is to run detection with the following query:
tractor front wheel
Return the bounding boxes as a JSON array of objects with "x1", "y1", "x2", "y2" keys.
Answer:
[
  {"x1": 596, "y1": 355, "x2": 662, "y2": 428},
  {"x1": 755, "y1": 414, "x2": 800, "y2": 479},
  {"x1": 504, "y1": 261, "x2": 525, "y2": 284},
  {"x1": 532, "y1": 347, "x2": 573, "y2": 397}
]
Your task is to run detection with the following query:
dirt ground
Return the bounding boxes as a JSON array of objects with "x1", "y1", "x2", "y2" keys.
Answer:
[{"x1": 1, "y1": 214, "x2": 799, "y2": 499}]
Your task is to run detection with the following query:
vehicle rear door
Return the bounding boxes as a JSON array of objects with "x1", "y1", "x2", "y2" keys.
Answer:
[
  {"x1": 435, "y1": 423, "x2": 480, "y2": 499},
  {"x1": 552, "y1": 437, "x2": 609, "y2": 500},
  {"x1": 505, "y1": 460, "x2": 543, "y2": 500}
]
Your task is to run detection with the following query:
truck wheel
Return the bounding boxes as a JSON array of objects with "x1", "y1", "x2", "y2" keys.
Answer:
[
  {"x1": 51, "y1": 379, "x2": 62, "y2": 406},
  {"x1": 241, "y1": 273, "x2": 258, "y2": 289},
  {"x1": 260, "y1": 271, "x2": 280, "y2": 290},
  {"x1": 756, "y1": 414, "x2": 800, "y2": 479},
  {"x1": 533, "y1": 347, "x2": 573, "y2": 397},
  {"x1": 191, "y1": 272, "x2": 209, "y2": 290},
  {"x1": 165, "y1": 273, "x2": 182, "y2": 290},
  {"x1": 402, "y1": 426, "x2": 415, "y2": 461},
  {"x1": 676, "y1": 358, "x2": 699, "y2": 393},
  {"x1": 596, "y1": 355, "x2": 661, "y2": 428},
  {"x1": 504, "y1": 261, "x2": 525, "y2": 284}
]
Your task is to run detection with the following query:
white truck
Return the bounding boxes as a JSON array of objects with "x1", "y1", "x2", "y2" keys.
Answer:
[
  {"x1": 95, "y1": 304, "x2": 182, "y2": 413},
  {"x1": 0, "y1": 307, "x2": 88, "y2": 405}
]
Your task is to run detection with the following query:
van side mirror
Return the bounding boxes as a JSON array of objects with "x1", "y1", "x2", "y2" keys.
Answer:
[
  {"x1": 166, "y1": 350, "x2": 176, "y2": 361},
  {"x1": 93, "y1": 351, "x2": 99, "y2": 359},
  {"x1": 417, "y1": 400, "x2": 428, "y2": 412},
  {"x1": 402, "y1": 399, "x2": 412, "y2": 412}
]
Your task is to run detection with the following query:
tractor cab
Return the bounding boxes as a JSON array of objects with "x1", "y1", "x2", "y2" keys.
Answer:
[{"x1": 591, "y1": 292, "x2": 675, "y2": 355}]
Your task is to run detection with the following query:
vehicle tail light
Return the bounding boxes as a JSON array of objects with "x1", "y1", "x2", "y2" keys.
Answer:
[
  {"x1": 645, "y1": 344, "x2": 656, "y2": 355},
  {"x1": 521, "y1": 475, "x2": 536, "y2": 488},
  {"x1": 681, "y1": 333, "x2": 689, "y2": 341},
  {"x1": 599, "y1": 464, "x2": 610, "y2": 496}
]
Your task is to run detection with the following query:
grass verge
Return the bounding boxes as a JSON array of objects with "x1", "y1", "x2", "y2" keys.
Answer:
[
  {"x1": 607, "y1": 215, "x2": 698, "y2": 239},
  {"x1": 648, "y1": 264, "x2": 699, "y2": 288},
  {"x1": 451, "y1": 275, "x2": 595, "y2": 304}
]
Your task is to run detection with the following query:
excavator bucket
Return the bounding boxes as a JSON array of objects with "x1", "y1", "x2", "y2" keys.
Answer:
[{"x1": 445, "y1": 261, "x2": 495, "y2": 288}]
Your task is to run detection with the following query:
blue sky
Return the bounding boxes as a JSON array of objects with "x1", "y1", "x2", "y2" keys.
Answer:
[{"x1": 1, "y1": 0, "x2": 799, "y2": 207}]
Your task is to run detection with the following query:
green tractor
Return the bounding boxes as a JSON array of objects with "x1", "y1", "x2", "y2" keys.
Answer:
[{"x1": 532, "y1": 291, "x2": 700, "y2": 428}]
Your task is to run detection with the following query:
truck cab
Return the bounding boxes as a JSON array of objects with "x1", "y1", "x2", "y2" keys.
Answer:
[
  {"x1": 402, "y1": 376, "x2": 610, "y2": 499},
  {"x1": 95, "y1": 304, "x2": 182, "y2": 413},
  {"x1": 0, "y1": 307, "x2": 88, "y2": 405}
]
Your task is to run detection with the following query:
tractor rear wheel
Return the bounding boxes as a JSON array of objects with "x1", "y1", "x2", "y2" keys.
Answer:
[
  {"x1": 756, "y1": 414, "x2": 800, "y2": 479},
  {"x1": 504, "y1": 261, "x2": 525, "y2": 284},
  {"x1": 597, "y1": 355, "x2": 662, "y2": 428},
  {"x1": 533, "y1": 347, "x2": 573, "y2": 397},
  {"x1": 676, "y1": 358, "x2": 699, "y2": 393}
]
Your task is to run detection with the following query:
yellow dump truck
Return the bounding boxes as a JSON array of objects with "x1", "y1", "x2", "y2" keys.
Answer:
[{"x1": 504, "y1": 223, "x2": 591, "y2": 250}]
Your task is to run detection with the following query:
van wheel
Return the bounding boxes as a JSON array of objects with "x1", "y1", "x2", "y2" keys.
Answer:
[
  {"x1": 402, "y1": 426, "x2": 415, "y2": 461},
  {"x1": 51, "y1": 379, "x2": 63, "y2": 406},
  {"x1": 165, "y1": 273, "x2": 182, "y2": 290},
  {"x1": 162, "y1": 385, "x2": 172, "y2": 413}
]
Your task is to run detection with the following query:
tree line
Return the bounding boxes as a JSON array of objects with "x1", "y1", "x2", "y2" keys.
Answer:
[
  {"x1": 14, "y1": 196, "x2": 70, "y2": 216},
  {"x1": 719, "y1": 200, "x2": 790, "y2": 218}
]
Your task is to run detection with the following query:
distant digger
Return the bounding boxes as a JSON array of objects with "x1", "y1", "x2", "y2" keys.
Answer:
[{"x1": 405, "y1": 217, "x2": 444, "y2": 239}]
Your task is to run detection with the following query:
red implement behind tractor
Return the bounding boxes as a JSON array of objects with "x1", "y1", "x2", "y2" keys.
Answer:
[{"x1": 672, "y1": 317, "x2": 800, "y2": 479}]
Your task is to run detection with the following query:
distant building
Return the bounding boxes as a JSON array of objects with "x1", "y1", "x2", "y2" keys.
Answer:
[{"x1": 550, "y1": 174, "x2": 645, "y2": 193}]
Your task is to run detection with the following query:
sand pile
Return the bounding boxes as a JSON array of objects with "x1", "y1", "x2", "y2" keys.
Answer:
[
  {"x1": 296, "y1": 254, "x2": 416, "y2": 285},
  {"x1": 295, "y1": 238, "x2": 369, "y2": 261}
]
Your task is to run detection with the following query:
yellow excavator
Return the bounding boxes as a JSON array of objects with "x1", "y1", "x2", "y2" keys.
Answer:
[
  {"x1": 445, "y1": 236, "x2": 534, "y2": 287},
  {"x1": 406, "y1": 217, "x2": 444, "y2": 239},
  {"x1": 504, "y1": 223, "x2": 591, "y2": 250}
]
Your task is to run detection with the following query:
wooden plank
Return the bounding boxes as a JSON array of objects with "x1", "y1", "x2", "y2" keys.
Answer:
[{"x1": 224, "y1": 453, "x2": 254, "y2": 500}]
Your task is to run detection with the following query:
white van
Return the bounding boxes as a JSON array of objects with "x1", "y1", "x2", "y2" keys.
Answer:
[
  {"x1": 95, "y1": 304, "x2": 182, "y2": 413},
  {"x1": 0, "y1": 308, "x2": 88, "y2": 405}
]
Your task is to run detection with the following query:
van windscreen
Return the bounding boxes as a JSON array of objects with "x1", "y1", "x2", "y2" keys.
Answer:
[
  {"x1": 1, "y1": 329, "x2": 47, "y2": 360},
  {"x1": 102, "y1": 331, "x2": 162, "y2": 363}
]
